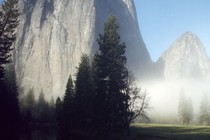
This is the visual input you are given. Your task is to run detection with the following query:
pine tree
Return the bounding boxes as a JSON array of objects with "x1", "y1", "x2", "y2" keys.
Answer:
[
  {"x1": 48, "y1": 96, "x2": 55, "y2": 122},
  {"x1": 199, "y1": 94, "x2": 210, "y2": 125},
  {"x1": 75, "y1": 54, "x2": 95, "y2": 129},
  {"x1": 55, "y1": 97, "x2": 62, "y2": 122},
  {"x1": 186, "y1": 98, "x2": 193, "y2": 124},
  {"x1": 49, "y1": 96, "x2": 55, "y2": 108},
  {"x1": 0, "y1": 0, "x2": 20, "y2": 138},
  {"x1": 24, "y1": 88, "x2": 36, "y2": 122},
  {"x1": 38, "y1": 90, "x2": 45, "y2": 108},
  {"x1": 0, "y1": 0, "x2": 19, "y2": 79},
  {"x1": 61, "y1": 76, "x2": 75, "y2": 131},
  {"x1": 178, "y1": 92, "x2": 193, "y2": 125},
  {"x1": 37, "y1": 90, "x2": 49, "y2": 122},
  {"x1": 178, "y1": 92, "x2": 186, "y2": 124},
  {"x1": 94, "y1": 15, "x2": 129, "y2": 134},
  {"x1": 4, "y1": 63, "x2": 19, "y2": 121}
]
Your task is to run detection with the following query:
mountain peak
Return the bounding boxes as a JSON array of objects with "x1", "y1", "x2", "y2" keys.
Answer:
[
  {"x1": 165, "y1": 31, "x2": 205, "y2": 55},
  {"x1": 182, "y1": 31, "x2": 195, "y2": 37},
  {"x1": 161, "y1": 32, "x2": 210, "y2": 80},
  {"x1": 179, "y1": 31, "x2": 200, "y2": 44}
]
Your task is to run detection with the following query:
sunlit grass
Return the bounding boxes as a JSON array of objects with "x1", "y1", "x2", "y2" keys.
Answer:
[{"x1": 131, "y1": 123, "x2": 210, "y2": 140}]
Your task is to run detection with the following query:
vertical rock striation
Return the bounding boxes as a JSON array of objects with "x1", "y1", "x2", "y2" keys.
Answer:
[
  {"x1": 161, "y1": 32, "x2": 210, "y2": 80},
  {"x1": 14, "y1": 0, "x2": 151, "y2": 99}
]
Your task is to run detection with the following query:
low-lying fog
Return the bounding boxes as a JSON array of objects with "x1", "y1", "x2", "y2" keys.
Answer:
[{"x1": 138, "y1": 79, "x2": 210, "y2": 124}]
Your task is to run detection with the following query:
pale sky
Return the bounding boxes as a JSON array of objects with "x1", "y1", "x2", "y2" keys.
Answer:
[{"x1": 134, "y1": 0, "x2": 210, "y2": 61}]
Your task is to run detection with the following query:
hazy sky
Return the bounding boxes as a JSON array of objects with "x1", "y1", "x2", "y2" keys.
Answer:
[{"x1": 134, "y1": 0, "x2": 210, "y2": 61}]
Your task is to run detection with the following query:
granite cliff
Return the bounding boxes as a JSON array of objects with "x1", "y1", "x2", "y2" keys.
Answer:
[
  {"x1": 161, "y1": 32, "x2": 210, "y2": 80},
  {"x1": 14, "y1": 0, "x2": 151, "y2": 99}
]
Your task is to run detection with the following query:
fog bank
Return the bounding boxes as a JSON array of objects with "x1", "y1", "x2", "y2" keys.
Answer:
[{"x1": 138, "y1": 79, "x2": 210, "y2": 124}]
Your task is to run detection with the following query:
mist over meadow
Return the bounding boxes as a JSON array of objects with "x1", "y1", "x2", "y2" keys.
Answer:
[
  {"x1": 139, "y1": 78, "x2": 210, "y2": 123},
  {"x1": 130, "y1": 31, "x2": 210, "y2": 125}
]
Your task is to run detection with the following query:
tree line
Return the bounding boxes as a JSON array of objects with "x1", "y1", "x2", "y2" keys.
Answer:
[
  {"x1": 56, "y1": 16, "x2": 150, "y2": 140},
  {"x1": 19, "y1": 89, "x2": 55, "y2": 123},
  {"x1": 178, "y1": 92, "x2": 210, "y2": 126}
]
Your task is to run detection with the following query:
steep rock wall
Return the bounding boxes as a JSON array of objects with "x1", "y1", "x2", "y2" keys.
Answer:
[
  {"x1": 14, "y1": 0, "x2": 151, "y2": 99},
  {"x1": 161, "y1": 32, "x2": 210, "y2": 80}
]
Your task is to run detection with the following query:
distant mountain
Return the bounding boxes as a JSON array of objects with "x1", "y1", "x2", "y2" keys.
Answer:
[
  {"x1": 160, "y1": 32, "x2": 210, "y2": 80},
  {"x1": 14, "y1": 0, "x2": 151, "y2": 99}
]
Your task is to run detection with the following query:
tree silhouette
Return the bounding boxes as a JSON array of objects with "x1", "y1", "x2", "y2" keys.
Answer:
[
  {"x1": 94, "y1": 15, "x2": 129, "y2": 136},
  {"x1": 199, "y1": 94, "x2": 210, "y2": 125},
  {"x1": 74, "y1": 54, "x2": 95, "y2": 129},
  {"x1": 0, "y1": 0, "x2": 20, "y2": 138},
  {"x1": 59, "y1": 76, "x2": 75, "y2": 139}
]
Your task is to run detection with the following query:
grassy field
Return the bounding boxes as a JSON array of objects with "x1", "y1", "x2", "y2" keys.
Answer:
[{"x1": 131, "y1": 123, "x2": 210, "y2": 140}]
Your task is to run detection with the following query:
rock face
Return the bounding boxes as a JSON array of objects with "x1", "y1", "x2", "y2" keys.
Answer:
[
  {"x1": 14, "y1": 0, "x2": 151, "y2": 99},
  {"x1": 160, "y1": 32, "x2": 210, "y2": 80}
]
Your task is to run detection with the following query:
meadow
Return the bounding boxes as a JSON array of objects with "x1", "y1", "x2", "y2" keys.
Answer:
[{"x1": 131, "y1": 124, "x2": 210, "y2": 140}]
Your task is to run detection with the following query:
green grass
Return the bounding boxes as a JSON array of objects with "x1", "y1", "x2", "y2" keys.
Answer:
[{"x1": 131, "y1": 123, "x2": 210, "y2": 140}]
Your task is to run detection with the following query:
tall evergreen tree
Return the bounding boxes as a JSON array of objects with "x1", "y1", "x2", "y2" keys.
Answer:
[
  {"x1": 186, "y1": 98, "x2": 193, "y2": 124},
  {"x1": 178, "y1": 92, "x2": 193, "y2": 125},
  {"x1": 49, "y1": 96, "x2": 56, "y2": 122},
  {"x1": 4, "y1": 63, "x2": 19, "y2": 122},
  {"x1": 0, "y1": 0, "x2": 20, "y2": 138},
  {"x1": 178, "y1": 92, "x2": 186, "y2": 124},
  {"x1": 59, "y1": 76, "x2": 75, "y2": 139},
  {"x1": 37, "y1": 90, "x2": 45, "y2": 109},
  {"x1": 49, "y1": 96, "x2": 55, "y2": 108},
  {"x1": 94, "y1": 15, "x2": 129, "y2": 135},
  {"x1": 0, "y1": 0, "x2": 19, "y2": 79},
  {"x1": 199, "y1": 94, "x2": 210, "y2": 125},
  {"x1": 55, "y1": 97, "x2": 62, "y2": 122},
  {"x1": 75, "y1": 54, "x2": 95, "y2": 129},
  {"x1": 37, "y1": 90, "x2": 49, "y2": 122},
  {"x1": 24, "y1": 88, "x2": 36, "y2": 122},
  {"x1": 25, "y1": 89, "x2": 36, "y2": 112}
]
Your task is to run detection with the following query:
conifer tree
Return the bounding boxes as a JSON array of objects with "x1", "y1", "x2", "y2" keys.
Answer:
[
  {"x1": 24, "y1": 88, "x2": 36, "y2": 122},
  {"x1": 0, "y1": 0, "x2": 20, "y2": 137},
  {"x1": 178, "y1": 92, "x2": 193, "y2": 125},
  {"x1": 49, "y1": 96, "x2": 56, "y2": 121},
  {"x1": 57, "y1": 76, "x2": 76, "y2": 140},
  {"x1": 37, "y1": 90, "x2": 49, "y2": 122},
  {"x1": 94, "y1": 15, "x2": 129, "y2": 134},
  {"x1": 75, "y1": 54, "x2": 95, "y2": 128},
  {"x1": 49, "y1": 96, "x2": 55, "y2": 108},
  {"x1": 55, "y1": 97, "x2": 62, "y2": 122},
  {"x1": 61, "y1": 76, "x2": 75, "y2": 132},
  {"x1": 4, "y1": 63, "x2": 19, "y2": 122},
  {"x1": 0, "y1": 0, "x2": 19, "y2": 79},
  {"x1": 199, "y1": 94, "x2": 210, "y2": 125},
  {"x1": 38, "y1": 90, "x2": 45, "y2": 109}
]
